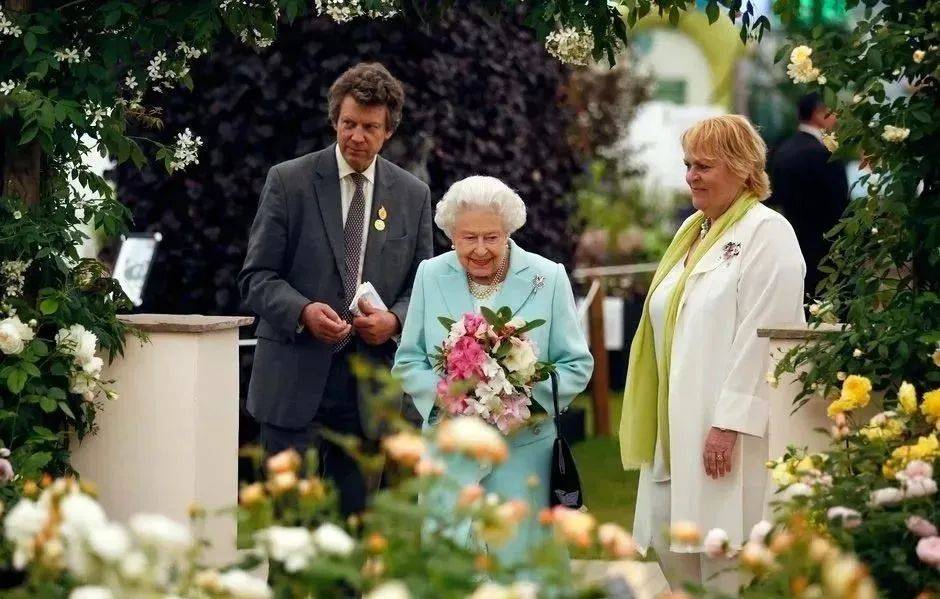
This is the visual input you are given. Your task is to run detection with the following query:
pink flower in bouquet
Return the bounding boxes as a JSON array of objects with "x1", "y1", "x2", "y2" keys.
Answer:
[
  {"x1": 495, "y1": 394, "x2": 532, "y2": 433},
  {"x1": 916, "y1": 536, "x2": 940, "y2": 568},
  {"x1": 437, "y1": 377, "x2": 470, "y2": 415},
  {"x1": 462, "y1": 313, "x2": 487, "y2": 338},
  {"x1": 447, "y1": 336, "x2": 487, "y2": 379}
]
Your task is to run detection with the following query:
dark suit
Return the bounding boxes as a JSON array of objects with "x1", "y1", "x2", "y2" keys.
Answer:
[
  {"x1": 238, "y1": 144, "x2": 433, "y2": 513},
  {"x1": 768, "y1": 130, "x2": 849, "y2": 297}
]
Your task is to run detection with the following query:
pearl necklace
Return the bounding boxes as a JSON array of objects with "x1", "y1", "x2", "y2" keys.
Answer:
[{"x1": 467, "y1": 245, "x2": 510, "y2": 300}]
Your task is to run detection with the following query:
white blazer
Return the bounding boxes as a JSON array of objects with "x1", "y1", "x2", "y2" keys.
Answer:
[{"x1": 633, "y1": 203, "x2": 806, "y2": 553}]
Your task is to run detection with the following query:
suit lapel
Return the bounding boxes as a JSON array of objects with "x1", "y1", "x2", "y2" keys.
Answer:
[
  {"x1": 495, "y1": 241, "x2": 535, "y2": 315},
  {"x1": 313, "y1": 145, "x2": 345, "y2": 276},
  {"x1": 361, "y1": 158, "x2": 394, "y2": 290},
  {"x1": 437, "y1": 254, "x2": 474, "y2": 319}
]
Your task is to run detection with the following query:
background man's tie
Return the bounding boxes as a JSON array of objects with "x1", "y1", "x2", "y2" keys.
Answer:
[{"x1": 334, "y1": 172, "x2": 366, "y2": 352}]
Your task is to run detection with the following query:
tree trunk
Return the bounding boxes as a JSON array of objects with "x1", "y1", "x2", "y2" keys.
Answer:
[{"x1": 1, "y1": 0, "x2": 40, "y2": 206}]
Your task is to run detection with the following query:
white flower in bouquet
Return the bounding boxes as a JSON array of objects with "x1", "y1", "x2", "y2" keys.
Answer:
[
  {"x1": 56, "y1": 323, "x2": 99, "y2": 365},
  {"x1": 444, "y1": 318, "x2": 466, "y2": 347},
  {"x1": 703, "y1": 528, "x2": 731, "y2": 558},
  {"x1": 881, "y1": 124, "x2": 910, "y2": 143},
  {"x1": 60, "y1": 493, "x2": 107, "y2": 536},
  {"x1": 128, "y1": 513, "x2": 192, "y2": 554},
  {"x1": 69, "y1": 587, "x2": 113, "y2": 599},
  {"x1": 87, "y1": 522, "x2": 130, "y2": 563},
  {"x1": 218, "y1": 569, "x2": 273, "y2": 599},
  {"x1": 255, "y1": 526, "x2": 316, "y2": 572},
  {"x1": 311, "y1": 522, "x2": 355, "y2": 557},
  {"x1": 914, "y1": 49, "x2": 926, "y2": 63},
  {"x1": 504, "y1": 336, "x2": 538, "y2": 379},
  {"x1": 0, "y1": 315, "x2": 34, "y2": 355},
  {"x1": 364, "y1": 580, "x2": 411, "y2": 599}
]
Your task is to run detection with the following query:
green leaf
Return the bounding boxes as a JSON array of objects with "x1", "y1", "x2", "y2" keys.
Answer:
[
  {"x1": 438, "y1": 317, "x2": 456, "y2": 331},
  {"x1": 23, "y1": 31, "x2": 36, "y2": 54},
  {"x1": 59, "y1": 402, "x2": 75, "y2": 419},
  {"x1": 480, "y1": 306, "x2": 500, "y2": 326},
  {"x1": 29, "y1": 339, "x2": 48, "y2": 356},
  {"x1": 19, "y1": 452, "x2": 52, "y2": 475},
  {"x1": 668, "y1": 6, "x2": 680, "y2": 26},
  {"x1": 39, "y1": 397, "x2": 57, "y2": 413},
  {"x1": 48, "y1": 387, "x2": 66, "y2": 400},
  {"x1": 20, "y1": 362, "x2": 41, "y2": 377},
  {"x1": 705, "y1": 1, "x2": 720, "y2": 24},
  {"x1": 7, "y1": 370, "x2": 27, "y2": 394},
  {"x1": 39, "y1": 298, "x2": 59, "y2": 315},
  {"x1": 514, "y1": 319, "x2": 547, "y2": 335}
]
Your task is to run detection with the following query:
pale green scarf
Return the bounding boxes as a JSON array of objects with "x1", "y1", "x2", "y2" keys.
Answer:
[{"x1": 619, "y1": 193, "x2": 759, "y2": 472}]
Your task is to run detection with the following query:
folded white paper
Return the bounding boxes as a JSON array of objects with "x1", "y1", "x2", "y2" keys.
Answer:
[{"x1": 349, "y1": 281, "x2": 388, "y2": 316}]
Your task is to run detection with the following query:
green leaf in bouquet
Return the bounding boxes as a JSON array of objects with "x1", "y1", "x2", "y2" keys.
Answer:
[
  {"x1": 513, "y1": 319, "x2": 546, "y2": 335},
  {"x1": 494, "y1": 340, "x2": 512, "y2": 358},
  {"x1": 480, "y1": 306, "x2": 501, "y2": 326},
  {"x1": 497, "y1": 306, "x2": 512, "y2": 322},
  {"x1": 438, "y1": 316, "x2": 456, "y2": 330}
]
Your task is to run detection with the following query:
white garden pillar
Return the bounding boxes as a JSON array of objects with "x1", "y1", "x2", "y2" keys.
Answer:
[{"x1": 70, "y1": 314, "x2": 253, "y2": 565}]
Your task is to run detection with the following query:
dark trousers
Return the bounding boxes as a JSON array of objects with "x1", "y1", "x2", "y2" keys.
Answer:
[{"x1": 259, "y1": 344, "x2": 368, "y2": 517}]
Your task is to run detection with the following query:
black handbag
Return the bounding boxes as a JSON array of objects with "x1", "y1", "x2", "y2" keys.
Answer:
[{"x1": 548, "y1": 371, "x2": 584, "y2": 508}]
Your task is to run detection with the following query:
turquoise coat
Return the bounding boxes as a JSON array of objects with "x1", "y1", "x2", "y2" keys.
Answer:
[{"x1": 392, "y1": 240, "x2": 594, "y2": 563}]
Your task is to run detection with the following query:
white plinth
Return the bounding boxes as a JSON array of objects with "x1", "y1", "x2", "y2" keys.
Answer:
[
  {"x1": 759, "y1": 324, "x2": 880, "y2": 517},
  {"x1": 71, "y1": 314, "x2": 253, "y2": 565}
]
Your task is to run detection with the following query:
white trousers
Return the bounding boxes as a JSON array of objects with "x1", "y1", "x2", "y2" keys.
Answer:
[{"x1": 649, "y1": 479, "x2": 745, "y2": 596}]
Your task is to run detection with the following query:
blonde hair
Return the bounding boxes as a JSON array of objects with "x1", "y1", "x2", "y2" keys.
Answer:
[{"x1": 681, "y1": 114, "x2": 771, "y2": 200}]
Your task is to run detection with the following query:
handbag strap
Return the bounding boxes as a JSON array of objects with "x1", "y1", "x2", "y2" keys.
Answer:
[{"x1": 550, "y1": 370, "x2": 561, "y2": 432}]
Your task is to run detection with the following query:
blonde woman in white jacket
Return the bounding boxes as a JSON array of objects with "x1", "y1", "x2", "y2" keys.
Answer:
[{"x1": 619, "y1": 115, "x2": 806, "y2": 593}]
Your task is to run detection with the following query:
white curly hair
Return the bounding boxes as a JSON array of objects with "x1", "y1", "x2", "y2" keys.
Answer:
[{"x1": 434, "y1": 176, "x2": 527, "y2": 239}]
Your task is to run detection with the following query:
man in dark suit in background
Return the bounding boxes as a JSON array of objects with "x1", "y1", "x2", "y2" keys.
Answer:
[
  {"x1": 769, "y1": 92, "x2": 849, "y2": 299},
  {"x1": 238, "y1": 63, "x2": 433, "y2": 515}
]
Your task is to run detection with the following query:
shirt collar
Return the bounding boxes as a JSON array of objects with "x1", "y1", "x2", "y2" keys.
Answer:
[
  {"x1": 798, "y1": 123, "x2": 824, "y2": 143},
  {"x1": 335, "y1": 144, "x2": 377, "y2": 184}
]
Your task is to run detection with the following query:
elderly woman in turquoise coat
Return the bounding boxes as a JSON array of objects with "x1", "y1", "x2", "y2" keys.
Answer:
[{"x1": 392, "y1": 175, "x2": 594, "y2": 563}]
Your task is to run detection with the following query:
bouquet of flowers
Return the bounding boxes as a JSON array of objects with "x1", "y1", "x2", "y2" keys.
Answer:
[{"x1": 432, "y1": 306, "x2": 554, "y2": 433}]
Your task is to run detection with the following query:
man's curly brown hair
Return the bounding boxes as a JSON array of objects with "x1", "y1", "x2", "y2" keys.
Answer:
[{"x1": 328, "y1": 63, "x2": 405, "y2": 132}]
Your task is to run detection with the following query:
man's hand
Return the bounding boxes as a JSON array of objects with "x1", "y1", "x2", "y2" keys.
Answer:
[
  {"x1": 301, "y1": 302, "x2": 351, "y2": 344},
  {"x1": 353, "y1": 298, "x2": 399, "y2": 345},
  {"x1": 702, "y1": 427, "x2": 738, "y2": 479}
]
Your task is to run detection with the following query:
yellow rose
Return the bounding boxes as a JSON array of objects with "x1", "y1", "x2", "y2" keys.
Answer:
[
  {"x1": 790, "y1": 45, "x2": 813, "y2": 64},
  {"x1": 909, "y1": 434, "x2": 940, "y2": 460},
  {"x1": 796, "y1": 456, "x2": 815, "y2": 472},
  {"x1": 840, "y1": 375, "x2": 873, "y2": 409},
  {"x1": 898, "y1": 381, "x2": 918, "y2": 415},
  {"x1": 921, "y1": 388, "x2": 940, "y2": 422},
  {"x1": 772, "y1": 462, "x2": 797, "y2": 486},
  {"x1": 882, "y1": 461, "x2": 896, "y2": 480},
  {"x1": 827, "y1": 397, "x2": 853, "y2": 418}
]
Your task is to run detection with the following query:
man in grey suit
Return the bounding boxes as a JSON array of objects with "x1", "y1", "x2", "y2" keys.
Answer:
[{"x1": 238, "y1": 63, "x2": 433, "y2": 515}]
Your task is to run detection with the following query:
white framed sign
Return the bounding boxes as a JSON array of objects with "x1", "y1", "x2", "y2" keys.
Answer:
[{"x1": 113, "y1": 232, "x2": 162, "y2": 307}]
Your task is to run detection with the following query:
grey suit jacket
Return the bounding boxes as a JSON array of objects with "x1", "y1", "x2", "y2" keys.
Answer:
[{"x1": 238, "y1": 144, "x2": 433, "y2": 427}]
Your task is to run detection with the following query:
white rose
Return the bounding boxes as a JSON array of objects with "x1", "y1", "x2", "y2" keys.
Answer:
[
  {"x1": 913, "y1": 49, "x2": 926, "y2": 63},
  {"x1": 703, "y1": 528, "x2": 730, "y2": 558},
  {"x1": 817, "y1": 75, "x2": 827, "y2": 85},
  {"x1": 87, "y1": 522, "x2": 130, "y2": 562},
  {"x1": 504, "y1": 337, "x2": 537, "y2": 377},
  {"x1": 56, "y1": 324, "x2": 98, "y2": 365},
  {"x1": 749, "y1": 520, "x2": 773, "y2": 544},
  {"x1": 69, "y1": 587, "x2": 113, "y2": 599},
  {"x1": 4, "y1": 498, "x2": 47, "y2": 546},
  {"x1": 780, "y1": 482, "x2": 813, "y2": 501},
  {"x1": 445, "y1": 319, "x2": 466, "y2": 347},
  {"x1": 790, "y1": 45, "x2": 813, "y2": 63},
  {"x1": 255, "y1": 526, "x2": 315, "y2": 572},
  {"x1": 118, "y1": 551, "x2": 147, "y2": 580},
  {"x1": 218, "y1": 569, "x2": 273, "y2": 599},
  {"x1": 436, "y1": 416, "x2": 509, "y2": 464},
  {"x1": 311, "y1": 522, "x2": 355, "y2": 556},
  {"x1": 869, "y1": 487, "x2": 905, "y2": 507},
  {"x1": 0, "y1": 316, "x2": 34, "y2": 355},
  {"x1": 81, "y1": 355, "x2": 104, "y2": 377},
  {"x1": 904, "y1": 477, "x2": 938, "y2": 499},
  {"x1": 60, "y1": 493, "x2": 107, "y2": 537},
  {"x1": 853, "y1": 348, "x2": 863, "y2": 358},
  {"x1": 128, "y1": 513, "x2": 191, "y2": 554},
  {"x1": 364, "y1": 581, "x2": 411, "y2": 599}
]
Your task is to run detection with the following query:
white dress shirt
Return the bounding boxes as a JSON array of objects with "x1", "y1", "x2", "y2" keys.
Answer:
[
  {"x1": 798, "y1": 123, "x2": 824, "y2": 144},
  {"x1": 336, "y1": 144, "x2": 376, "y2": 287}
]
